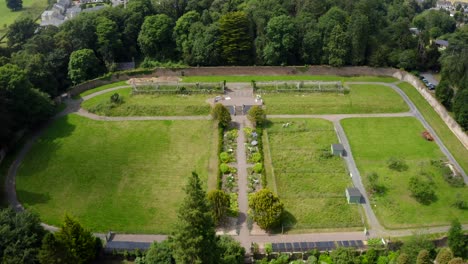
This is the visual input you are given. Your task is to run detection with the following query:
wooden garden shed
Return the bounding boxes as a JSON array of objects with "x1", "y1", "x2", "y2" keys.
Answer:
[
  {"x1": 331, "y1": 143, "x2": 345, "y2": 156},
  {"x1": 346, "y1": 187, "x2": 362, "y2": 204}
]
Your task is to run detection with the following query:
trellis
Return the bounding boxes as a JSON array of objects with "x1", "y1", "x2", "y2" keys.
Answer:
[
  {"x1": 131, "y1": 81, "x2": 225, "y2": 95},
  {"x1": 253, "y1": 81, "x2": 345, "y2": 94}
]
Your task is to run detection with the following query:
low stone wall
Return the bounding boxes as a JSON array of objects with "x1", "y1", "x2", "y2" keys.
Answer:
[
  {"x1": 392, "y1": 70, "x2": 468, "y2": 149},
  {"x1": 67, "y1": 66, "x2": 467, "y2": 149}
]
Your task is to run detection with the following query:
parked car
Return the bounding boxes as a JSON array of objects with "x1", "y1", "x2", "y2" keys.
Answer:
[{"x1": 428, "y1": 84, "x2": 436, "y2": 90}]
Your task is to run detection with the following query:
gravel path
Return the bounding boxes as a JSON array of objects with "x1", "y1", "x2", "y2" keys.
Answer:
[
  {"x1": 4, "y1": 82, "x2": 468, "y2": 252},
  {"x1": 233, "y1": 116, "x2": 251, "y2": 250}
]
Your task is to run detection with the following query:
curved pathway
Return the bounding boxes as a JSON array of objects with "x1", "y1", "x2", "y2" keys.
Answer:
[{"x1": 4, "y1": 82, "x2": 468, "y2": 250}]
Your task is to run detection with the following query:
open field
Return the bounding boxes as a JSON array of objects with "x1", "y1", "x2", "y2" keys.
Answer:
[
  {"x1": 263, "y1": 84, "x2": 408, "y2": 114},
  {"x1": 82, "y1": 88, "x2": 212, "y2": 116},
  {"x1": 264, "y1": 119, "x2": 363, "y2": 231},
  {"x1": 16, "y1": 114, "x2": 216, "y2": 233},
  {"x1": 342, "y1": 117, "x2": 468, "y2": 228},
  {"x1": 0, "y1": 0, "x2": 48, "y2": 38},
  {"x1": 182, "y1": 75, "x2": 398, "y2": 83},
  {"x1": 398, "y1": 82, "x2": 468, "y2": 174}
]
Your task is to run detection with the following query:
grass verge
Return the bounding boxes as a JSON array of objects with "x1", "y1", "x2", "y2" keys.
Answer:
[
  {"x1": 16, "y1": 114, "x2": 216, "y2": 233},
  {"x1": 0, "y1": 0, "x2": 48, "y2": 38}
]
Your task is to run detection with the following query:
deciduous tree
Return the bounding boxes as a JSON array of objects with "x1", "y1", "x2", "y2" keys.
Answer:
[
  {"x1": 248, "y1": 188, "x2": 284, "y2": 230},
  {"x1": 211, "y1": 103, "x2": 232, "y2": 128},
  {"x1": 207, "y1": 190, "x2": 230, "y2": 225},
  {"x1": 138, "y1": 14, "x2": 174, "y2": 60},
  {"x1": 219, "y1": 11, "x2": 253, "y2": 65},
  {"x1": 68, "y1": 49, "x2": 103, "y2": 84},
  {"x1": 448, "y1": 219, "x2": 467, "y2": 258}
]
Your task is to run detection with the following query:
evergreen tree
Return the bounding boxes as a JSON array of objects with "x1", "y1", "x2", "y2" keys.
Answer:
[
  {"x1": 207, "y1": 190, "x2": 230, "y2": 225},
  {"x1": 436, "y1": 248, "x2": 454, "y2": 264},
  {"x1": 211, "y1": 104, "x2": 232, "y2": 128},
  {"x1": 172, "y1": 172, "x2": 218, "y2": 264},
  {"x1": 219, "y1": 11, "x2": 253, "y2": 65},
  {"x1": 248, "y1": 188, "x2": 284, "y2": 230},
  {"x1": 327, "y1": 25, "x2": 348, "y2": 67}
]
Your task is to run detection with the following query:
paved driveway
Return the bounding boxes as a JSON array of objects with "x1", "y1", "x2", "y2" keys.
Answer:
[{"x1": 421, "y1": 72, "x2": 439, "y2": 85}]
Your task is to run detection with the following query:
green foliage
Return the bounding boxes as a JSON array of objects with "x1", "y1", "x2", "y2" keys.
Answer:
[
  {"x1": 263, "y1": 15, "x2": 297, "y2": 65},
  {"x1": 220, "y1": 163, "x2": 230, "y2": 174},
  {"x1": 7, "y1": 17, "x2": 36, "y2": 48},
  {"x1": 448, "y1": 258, "x2": 464, "y2": 264},
  {"x1": 39, "y1": 215, "x2": 100, "y2": 264},
  {"x1": 0, "y1": 208, "x2": 46, "y2": 263},
  {"x1": 387, "y1": 157, "x2": 408, "y2": 171},
  {"x1": 217, "y1": 235, "x2": 245, "y2": 264},
  {"x1": 207, "y1": 189, "x2": 230, "y2": 225},
  {"x1": 397, "y1": 253, "x2": 411, "y2": 264},
  {"x1": 220, "y1": 152, "x2": 231, "y2": 163},
  {"x1": 327, "y1": 25, "x2": 348, "y2": 67},
  {"x1": 436, "y1": 248, "x2": 454, "y2": 264},
  {"x1": 401, "y1": 234, "x2": 435, "y2": 263},
  {"x1": 330, "y1": 247, "x2": 359, "y2": 264},
  {"x1": 138, "y1": 14, "x2": 174, "y2": 60},
  {"x1": 109, "y1": 93, "x2": 122, "y2": 104},
  {"x1": 172, "y1": 172, "x2": 218, "y2": 264},
  {"x1": 248, "y1": 188, "x2": 284, "y2": 230},
  {"x1": 416, "y1": 250, "x2": 431, "y2": 264},
  {"x1": 435, "y1": 80, "x2": 454, "y2": 110},
  {"x1": 408, "y1": 176, "x2": 437, "y2": 205},
  {"x1": 253, "y1": 163, "x2": 263, "y2": 173},
  {"x1": 96, "y1": 17, "x2": 122, "y2": 65},
  {"x1": 219, "y1": 11, "x2": 252, "y2": 65},
  {"x1": 452, "y1": 89, "x2": 468, "y2": 130},
  {"x1": 145, "y1": 240, "x2": 173, "y2": 264},
  {"x1": 251, "y1": 152, "x2": 262, "y2": 163},
  {"x1": 212, "y1": 103, "x2": 232, "y2": 128},
  {"x1": 68, "y1": 49, "x2": 103, "y2": 85},
  {"x1": 5, "y1": 0, "x2": 22, "y2": 10},
  {"x1": 265, "y1": 243, "x2": 272, "y2": 254},
  {"x1": 247, "y1": 106, "x2": 266, "y2": 127},
  {"x1": 448, "y1": 219, "x2": 468, "y2": 258}
]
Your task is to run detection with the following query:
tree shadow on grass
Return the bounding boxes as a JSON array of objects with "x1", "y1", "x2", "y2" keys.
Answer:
[
  {"x1": 270, "y1": 210, "x2": 297, "y2": 234},
  {"x1": 16, "y1": 189, "x2": 50, "y2": 206}
]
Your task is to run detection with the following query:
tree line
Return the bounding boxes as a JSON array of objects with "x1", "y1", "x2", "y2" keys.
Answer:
[{"x1": 1, "y1": 0, "x2": 467, "y2": 148}]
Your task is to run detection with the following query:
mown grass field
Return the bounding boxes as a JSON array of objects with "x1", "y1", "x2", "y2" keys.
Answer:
[
  {"x1": 182, "y1": 75, "x2": 397, "y2": 83},
  {"x1": 398, "y1": 82, "x2": 468, "y2": 174},
  {"x1": 81, "y1": 88, "x2": 212, "y2": 116},
  {"x1": 263, "y1": 84, "x2": 408, "y2": 114},
  {"x1": 16, "y1": 114, "x2": 217, "y2": 233},
  {"x1": 264, "y1": 119, "x2": 363, "y2": 231},
  {"x1": 0, "y1": 0, "x2": 48, "y2": 38},
  {"x1": 342, "y1": 117, "x2": 468, "y2": 228}
]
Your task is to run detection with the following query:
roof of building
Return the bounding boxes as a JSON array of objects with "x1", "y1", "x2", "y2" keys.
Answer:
[
  {"x1": 435, "y1": 39, "x2": 449, "y2": 47},
  {"x1": 346, "y1": 187, "x2": 362, "y2": 197},
  {"x1": 332, "y1": 143, "x2": 344, "y2": 151}
]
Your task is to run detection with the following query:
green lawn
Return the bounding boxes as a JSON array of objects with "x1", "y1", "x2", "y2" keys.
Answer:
[
  {"x1": 263, "y1": 84, "x2": 408, "y2": 114},
  {"x1": 16, "y1": 114, "x2": 217, "y2": 233},
  {"x1": 0, "y1": 0, "x2": 48, "y2": 38},
  {"x1": 82, "y1": 88, "x2": 212, "y2": 116},
  {"x1": 398, "y1": 82, "x2": 468, "y2": 174},
  {"x1": 182, "y1": 75, "x2": 397, "y2": 83},
  {"x1": 342, "y1": 117, "x2": 468, "y2": 228},
  {"x1": 264, "y1": 119, "x2": 363, "y2": 231}
]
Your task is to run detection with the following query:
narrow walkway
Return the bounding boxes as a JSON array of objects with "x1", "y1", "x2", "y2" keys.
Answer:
[{"x1": 233, "y1": 116, "x2": 251, "y2": 250}]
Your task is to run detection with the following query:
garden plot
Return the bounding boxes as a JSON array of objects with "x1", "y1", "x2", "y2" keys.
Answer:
[
  {"x1": 219, "y1": 128, "x2": 239, "y2": 216},
  {"x1": 262, "y1": 84, "x2": 408, "y2": 114},
  {"x1": 82, "y1": 88, "x2": 212, "y2": 116},
  {"x1": 342, "y1": 117, "x2": 468, "y2": 228},
  {"x1": 16, "y1": 115, "x2": 217, "y2": 233},
  {"x1": 264, "y1": 119, "x2": 362, "y2": 231}
]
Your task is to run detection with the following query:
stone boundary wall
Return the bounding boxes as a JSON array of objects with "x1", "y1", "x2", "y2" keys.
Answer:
[
  {"x1": 68, "y1": 66, "x2": 467, "y2": 149},
  {"x1": 391, "y1": 70, "x2": 468, "y2": 149}
]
